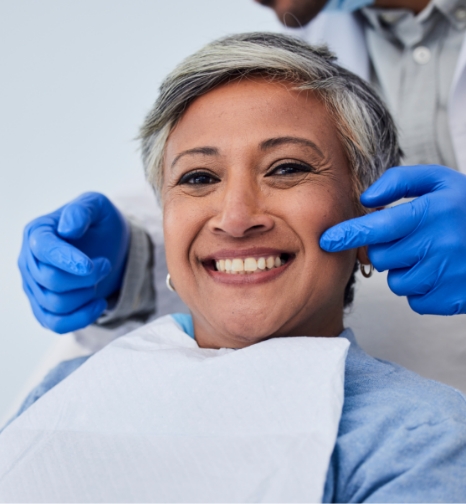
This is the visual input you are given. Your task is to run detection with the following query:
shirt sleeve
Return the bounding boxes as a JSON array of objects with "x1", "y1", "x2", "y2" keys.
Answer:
[{"x1": 96, "y1": 219, "x2": 156, "y2": 328}]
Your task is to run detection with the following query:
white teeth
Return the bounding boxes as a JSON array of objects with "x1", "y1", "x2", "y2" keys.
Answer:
[
  {"x1": 214, "y1": 255, "x2": 287, "y2": 274},
  {"x1": 244, "y1": 257, "x2": 257, "y2": 272},
  {"x1": 231, "y1": 258, "x2": 244, "y2": 272},
  {"x1": 216, "y1": 260, "x2": 226, "y2": 272}
]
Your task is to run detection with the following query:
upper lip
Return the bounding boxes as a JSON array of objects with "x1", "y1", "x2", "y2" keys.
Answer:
[{"x1": 201, "y1": 247, "x2": 293, "y2": 262}]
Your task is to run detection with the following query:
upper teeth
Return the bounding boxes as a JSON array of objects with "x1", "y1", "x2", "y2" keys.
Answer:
[{"x1": 215, "y1": 255, "x2": 284, "y2": 274}]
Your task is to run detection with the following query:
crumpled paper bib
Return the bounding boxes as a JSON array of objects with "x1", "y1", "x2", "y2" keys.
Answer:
[{"x1": 0, "y1": 315, "x2": 349, "y2": 503}]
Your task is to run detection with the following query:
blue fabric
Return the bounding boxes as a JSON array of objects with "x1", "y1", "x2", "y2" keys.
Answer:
[
  {"x1": 322, "y1": 332, "x2": 466, "y2": 502},
  {"x1": 4, "y1": 315, "x2": 466, "y2": 502},
  {"x1": 171, "y1": 312, "x2": 195, "y2": 338},
  {"x1": 324, "y1": 0, "x2": 373, "y2": 12}
]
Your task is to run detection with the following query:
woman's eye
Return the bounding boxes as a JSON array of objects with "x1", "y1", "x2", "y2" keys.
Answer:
[
  {"x1": 269, "y1": 162, "x2": 313, "y2": 176},
  {"x1": 179, "y1": 171, "x2": 219, "y2": 185}
]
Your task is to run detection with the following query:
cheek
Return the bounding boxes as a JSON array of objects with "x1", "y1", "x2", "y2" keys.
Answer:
[
  {"x1": 283, "y1": 182, "x2": 357, "y2": 291},
  {"x1": 282, "y1": 183, "x2": 355, "y2": 242},
  {"x1": 163, "y1": 197, "x2": 198, "y2": 273},
  {"x1": 163, "y1": 195, "x2": 206, "y2": 279}
]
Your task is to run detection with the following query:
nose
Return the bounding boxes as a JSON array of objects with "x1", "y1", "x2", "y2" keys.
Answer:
[{"x1": 209, "y1": 177, "x2": 275, "y2": 238}]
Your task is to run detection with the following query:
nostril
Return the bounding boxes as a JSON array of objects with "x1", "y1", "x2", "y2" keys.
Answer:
[
  {"x1": 210, "y1": 206, "x2": 274, "y2": 238},
  {"x1": 241, "y1": 223, "x2": 270, "y2": 236}
]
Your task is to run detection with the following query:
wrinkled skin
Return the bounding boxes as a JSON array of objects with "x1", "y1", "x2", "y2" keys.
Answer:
[{"x1": 162, "y1": 79, "x2": 368, "y2": 349}]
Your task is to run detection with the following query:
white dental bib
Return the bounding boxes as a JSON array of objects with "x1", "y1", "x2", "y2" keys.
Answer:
[{"x1": 0, "y1": 315, "x2": 349, "y2": 503}]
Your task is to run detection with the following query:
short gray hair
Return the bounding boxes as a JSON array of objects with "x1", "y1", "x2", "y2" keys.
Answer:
[{"x1": 140, "y1": 32, "x2": 400, "y2": 202}]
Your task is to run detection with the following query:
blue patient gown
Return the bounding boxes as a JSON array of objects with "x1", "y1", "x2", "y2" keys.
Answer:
[{"x1": 5, "y1": 313, "x2": 466, "y2": 503}]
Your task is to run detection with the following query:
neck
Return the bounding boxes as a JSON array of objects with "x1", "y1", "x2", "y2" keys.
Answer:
[
  {"x1": 192, "y1": 304, "x2": 345, "y2": 350},
  {"x1": 373, "y1": 0, "x2": 430, "y2": 13}
]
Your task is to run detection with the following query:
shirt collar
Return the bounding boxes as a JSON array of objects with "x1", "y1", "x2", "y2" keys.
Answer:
[
  {"x1": 436, "y1": 0, "x2": 466, "y2": 29},
  {"x1": 361, "y1": 0, "x2": 466, "y2": 48}
]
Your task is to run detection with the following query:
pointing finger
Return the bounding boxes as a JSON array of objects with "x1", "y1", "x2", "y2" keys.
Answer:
[{"x1": 320, "y1": 197, "x2": 429, "y2": 252}]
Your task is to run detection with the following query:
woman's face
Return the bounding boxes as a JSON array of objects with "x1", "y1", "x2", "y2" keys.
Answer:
[{"x1": 162, "y1": 79, "x2": 363, "y2": 349}]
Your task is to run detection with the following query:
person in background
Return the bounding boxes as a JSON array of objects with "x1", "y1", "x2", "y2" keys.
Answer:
[{"x1": 18, "y1": 0, "x2": 466, "y2": 389}]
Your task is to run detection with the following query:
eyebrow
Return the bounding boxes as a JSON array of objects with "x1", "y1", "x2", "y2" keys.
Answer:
[
  {"x1": 260, "y1": 136, "x2": 324, "y2": 159},
  {"x1": 170, "y1": 136, "x2": 324, "y2": 169},
  {"x1": 171, "y1": 147, "x2": 219, "y2": 169}
]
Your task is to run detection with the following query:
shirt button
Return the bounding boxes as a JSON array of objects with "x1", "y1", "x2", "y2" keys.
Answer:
[
  {"x1": 380, "y1": 11, "x2": 401, "y2": 23},
  {"x1": 413, "y1": 46, "x2": 431, "y2": 64},
  {"x1": 454, "y1": 7, "x2": 466, "y2": 21}
]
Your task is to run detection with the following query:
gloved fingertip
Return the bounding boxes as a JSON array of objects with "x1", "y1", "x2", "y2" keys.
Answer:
[
  {"x1": 319, "y1": 235, "x2": 333, "y2": 252},
  {"x1": 360, "y1": 188, "x2": 381, "y2": 207},
  {"x1": 57, "y1": 205, "x2": 89, "y2": 239},
  {"x1": 320, "y1": 229, "x2": 344, "y2": 252},
  {"x1": 46, "y1": 245, "x2": 93, "y2": 275},
  {"x1": 359, "y1": 190, "x2": 370, "y2": 204},
  {"x1": 68, "y1": 255, "x2": 93, "y2": 276}
]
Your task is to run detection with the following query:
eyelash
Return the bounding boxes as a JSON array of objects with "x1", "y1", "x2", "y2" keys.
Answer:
[
  {"x1": 267, "y1": 162, "x2": 313, "y2": 177},
  {"x1": 178, "y1": 162, "x2": 313, "y2": 186},
  {"x1": 178, "y1": 170, "x2": 219, "y2": 186}
]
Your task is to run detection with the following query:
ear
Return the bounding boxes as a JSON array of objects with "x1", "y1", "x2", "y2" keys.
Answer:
[{"x1": 357, "y1": 246, "x2": 370, "y2": 265}]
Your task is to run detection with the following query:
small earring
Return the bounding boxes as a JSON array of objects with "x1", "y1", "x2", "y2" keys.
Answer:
[
  {"x1": 360, "y1": 263, "x2": 374, "y2": 278},
  {"x1": 166, "y1": 273, "x2": 175, "y2": 292}
]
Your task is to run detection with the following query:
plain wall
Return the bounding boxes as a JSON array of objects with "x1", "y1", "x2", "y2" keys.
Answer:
[{"x1": 0, "y1": 0, "x2": 280, "y2": 420}]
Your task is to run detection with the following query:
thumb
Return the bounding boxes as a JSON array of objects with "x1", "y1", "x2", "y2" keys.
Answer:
[
  {"x1": 57, "y1": 202, "x2": 93, "y2": 239},
  {"x1": 57, "y1": 192, "x2": 109, "y2": 239}
]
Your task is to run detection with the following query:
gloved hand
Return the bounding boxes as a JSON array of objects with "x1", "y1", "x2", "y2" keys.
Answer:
[
  {"x1": 18, "y1": 192, "x2": 130, "y2": 333},
  {"x1": 320, "y1": 165, "x2": 466, "y2": 315}
]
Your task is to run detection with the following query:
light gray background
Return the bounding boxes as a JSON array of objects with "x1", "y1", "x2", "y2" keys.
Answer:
[{"x1": 0, "y1": 0, "x2": 280, "y2": 420}]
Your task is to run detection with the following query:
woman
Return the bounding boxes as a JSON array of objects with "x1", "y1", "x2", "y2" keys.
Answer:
[{"x1": 1, "y1": 33, "x2": 465, "y2": 502}]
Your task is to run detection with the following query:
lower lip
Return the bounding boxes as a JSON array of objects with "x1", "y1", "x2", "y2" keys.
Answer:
[{"x1": 204, "y1": 259, "x2": 293, "y2": 285}]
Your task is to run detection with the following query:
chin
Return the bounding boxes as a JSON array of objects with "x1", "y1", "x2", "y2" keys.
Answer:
[{"x1": 215, "y1": 312, "x2": 290, "y2": 347}]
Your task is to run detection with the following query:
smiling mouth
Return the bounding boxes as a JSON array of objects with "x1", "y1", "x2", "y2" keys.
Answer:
[{"x1": 205, "y1": 253, "x2": 293, "y2": 275}]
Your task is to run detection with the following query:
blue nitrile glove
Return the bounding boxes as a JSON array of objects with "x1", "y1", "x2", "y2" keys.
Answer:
[
  {"x1": 320, "y1": 165, "x2": 466, "y2": 315},
  {"x1": 18, "y1": 192, "x2": 130, "y2": 333}
]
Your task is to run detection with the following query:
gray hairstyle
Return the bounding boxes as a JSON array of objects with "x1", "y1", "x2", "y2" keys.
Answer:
[{"x1": 140, "y1": 32, "x2": 401, "y2": 202}]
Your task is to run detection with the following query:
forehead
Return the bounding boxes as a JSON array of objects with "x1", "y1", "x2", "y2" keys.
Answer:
[{"x1": 164, "y1": 78, "x2": 341, "y2": 160}]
